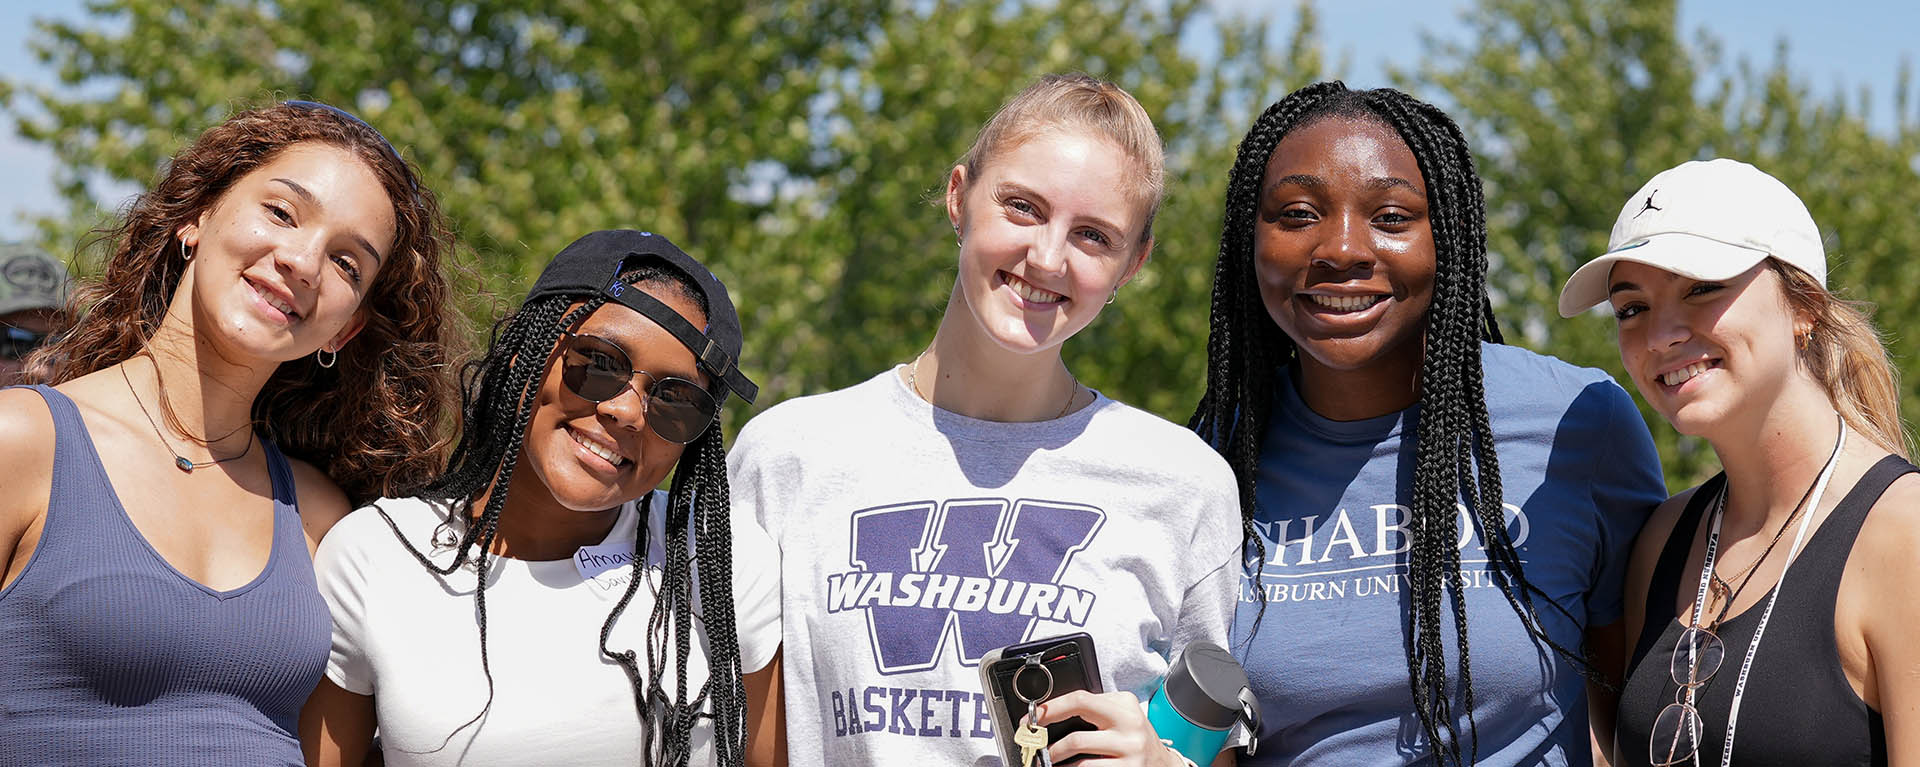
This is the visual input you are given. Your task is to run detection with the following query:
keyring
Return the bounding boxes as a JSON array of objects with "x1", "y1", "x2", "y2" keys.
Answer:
[{"x1": 1014, "y1": 654, "x2": 1055, "y2": 705}]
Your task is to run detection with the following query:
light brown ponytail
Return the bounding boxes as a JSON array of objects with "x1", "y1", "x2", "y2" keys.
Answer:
[{"x1": 1770, "y1": 258, "x2": 1913, "y2": 459}]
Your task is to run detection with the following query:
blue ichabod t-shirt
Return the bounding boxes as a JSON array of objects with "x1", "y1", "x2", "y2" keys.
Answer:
[{"x1": 1233, "y1": 343, "x2": 1666, "y2": 766}]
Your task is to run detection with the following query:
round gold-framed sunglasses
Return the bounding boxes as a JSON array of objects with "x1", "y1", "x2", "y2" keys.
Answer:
[{"x1": 558, "y1": 331, "x2": 717, "y2": 444}]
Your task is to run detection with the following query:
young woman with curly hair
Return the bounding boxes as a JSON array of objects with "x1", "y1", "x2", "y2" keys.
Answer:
[{"x1": 0, "y1": 100, "x2": 461, "y2": 765}]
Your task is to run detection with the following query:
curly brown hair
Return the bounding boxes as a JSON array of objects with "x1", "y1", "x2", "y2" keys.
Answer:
[{"x1": 28, "y1": 101, "x2": 464, "y2": 506}]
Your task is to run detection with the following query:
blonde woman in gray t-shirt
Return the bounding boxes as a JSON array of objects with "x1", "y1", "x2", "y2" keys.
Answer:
[{"x1": 729, "y1": 73, "x2": 1243, "y2": 767}]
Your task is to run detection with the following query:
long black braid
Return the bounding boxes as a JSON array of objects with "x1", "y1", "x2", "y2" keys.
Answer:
[
  {"x1": 377, "y1": 263, "x2": 747, "y2": 767},
  {"x1": 1189, "y1": 82, "x2": 1583, "y2": 766}
]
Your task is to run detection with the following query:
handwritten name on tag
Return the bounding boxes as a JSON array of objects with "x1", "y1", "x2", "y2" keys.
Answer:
[{"x1": 574, "y1": 541, "x2": 639, "y2": 589}]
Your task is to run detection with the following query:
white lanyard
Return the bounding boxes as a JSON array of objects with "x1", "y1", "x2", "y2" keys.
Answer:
[{"x1": 1685, "y1": 421, "x2": 1845, "y2": 767}]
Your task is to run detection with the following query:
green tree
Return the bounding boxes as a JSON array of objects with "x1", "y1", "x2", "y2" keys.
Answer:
[
  {"x1": 765, "y1": 0, "x2": 1329, "y2": 416},
  {"x1": 11, "y1": 0, "x2": 887, "y2": 301},
  {"x1": 4, "y1": 0, "x2": 1330, "y2": 428},
  {"x1": 1409, "y1": 0, "x2": 1920, "y2": 488}
]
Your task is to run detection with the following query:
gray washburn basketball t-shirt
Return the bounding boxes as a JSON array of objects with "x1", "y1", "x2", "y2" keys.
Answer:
[
  {"x1": 1234, "y1": 342, "x2": 1667, "y2": 766},
  {"x1": 730, "y1": 367, "x2": 1243, "y2": 767}
]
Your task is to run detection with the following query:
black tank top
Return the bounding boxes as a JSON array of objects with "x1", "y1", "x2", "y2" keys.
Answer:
[{"x1": 1617, "y1": 455, "x2": 1913, "y2": 767}]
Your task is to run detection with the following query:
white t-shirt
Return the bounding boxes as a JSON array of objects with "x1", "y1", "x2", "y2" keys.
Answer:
[
  {"x1": 315, "y1": 490, "x2": 781, "y2": 767},
  {"x1": 728, "y1": 368, "x2": 1242, "y2": 767}
]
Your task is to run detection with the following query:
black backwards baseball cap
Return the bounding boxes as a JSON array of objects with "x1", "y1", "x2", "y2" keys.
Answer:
[{"x1": 526, "y1": 230, "x2": 758, "y2": 405}]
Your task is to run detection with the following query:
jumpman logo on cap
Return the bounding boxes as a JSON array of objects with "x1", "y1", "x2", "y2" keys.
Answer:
[{"x1": 1635, "y1": 190, "x2": 1662, "y2": 218}]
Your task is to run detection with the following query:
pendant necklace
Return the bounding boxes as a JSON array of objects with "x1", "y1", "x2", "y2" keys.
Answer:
[
  {"x1": 120, "y1": 362, "x2": 254, "y2": 473},
  {"x1": 1688, "y1": 412, "x2": 1846, "y2": 767}
]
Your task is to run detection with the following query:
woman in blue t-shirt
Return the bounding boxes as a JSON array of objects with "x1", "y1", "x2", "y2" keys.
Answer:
[{"x1": 1189, "y1": 81, "x2": 1668, "y2": 766}]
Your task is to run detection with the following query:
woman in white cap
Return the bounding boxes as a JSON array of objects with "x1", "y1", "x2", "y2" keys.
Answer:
[{"x1": 1559, "y1": 158, "x2": 1920, "y2": 766}]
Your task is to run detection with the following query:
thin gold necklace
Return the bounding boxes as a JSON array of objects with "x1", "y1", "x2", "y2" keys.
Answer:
[
  {"x1": 908, "y1": 350, "x2": 1079, "y2": 420},
  {"x1": 120, "y1": 362, "x2": 254, "y2": 473},
  {"x1": 1703, "y1": 456, "x2": 1823, "y2": 615}
]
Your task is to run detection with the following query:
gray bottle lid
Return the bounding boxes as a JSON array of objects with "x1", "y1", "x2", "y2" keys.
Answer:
[{"x1": 1163, "y1": 641, "x2": 1252, "y2": 731}]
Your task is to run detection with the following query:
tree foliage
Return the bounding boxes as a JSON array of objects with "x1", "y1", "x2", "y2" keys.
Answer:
[
  {"x1": 1409, "y1": 0, "x2": 1920, "y2": 487},
  {"x1": 5, "y1": 0, "x2": 1324, "y2": 427},
  {"x1": 7, "y1": 0, "x2": 1916, "y2": 487}
]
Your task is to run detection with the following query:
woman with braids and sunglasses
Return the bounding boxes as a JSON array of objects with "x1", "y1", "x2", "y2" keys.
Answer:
[
  {"x1": 301, "y1": 230, "x2": 782, "y2": 767},
  {"x1": 1190, "y1": 81, "x2": 1669, "y2": 766},
  {"x1": 1564, "y1": 160, "x2": 1920, "y2": 766},
  {"x1": 729, "y1": 73, "x2": 1241, "y2": 767},
  {"x1": 0, "y1": 101, "x2": 460, "y2": 764}
]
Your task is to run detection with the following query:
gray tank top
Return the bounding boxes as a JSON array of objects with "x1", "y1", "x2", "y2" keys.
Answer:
[{"x1": 0, "y1": 384, "x2": 330, "y2": 766}]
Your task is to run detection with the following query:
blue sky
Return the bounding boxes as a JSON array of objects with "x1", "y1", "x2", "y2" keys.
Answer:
[{"x1": 3, "y1": 0, "x2": 1916, "y2": 240}]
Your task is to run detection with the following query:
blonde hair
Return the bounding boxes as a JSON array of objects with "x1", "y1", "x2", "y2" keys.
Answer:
[
  {"x1": 956, "y1": 73, "x2": 1165, "y2": 243},
  {"x1": 1770, "y1": 259, "x2": 1914, "y2": 458}
]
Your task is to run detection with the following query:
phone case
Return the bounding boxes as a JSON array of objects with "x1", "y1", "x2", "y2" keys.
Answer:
[{"x1": 977, "y1": 632, "x2": 1103, "y2": 766}]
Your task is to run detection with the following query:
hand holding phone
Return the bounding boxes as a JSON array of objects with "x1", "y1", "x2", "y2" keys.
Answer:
[{"x1": 978, "y1": 633, "x2": 1102, "y2": 766}]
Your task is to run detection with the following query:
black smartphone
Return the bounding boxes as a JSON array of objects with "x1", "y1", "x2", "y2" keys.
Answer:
[{"x1": 977, "y1": 632, "x2": 1103, "y2": 766}]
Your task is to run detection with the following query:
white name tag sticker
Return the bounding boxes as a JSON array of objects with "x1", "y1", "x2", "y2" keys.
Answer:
[{"x1": 574, "y1": 541, "x2": 638, "y2": 585}]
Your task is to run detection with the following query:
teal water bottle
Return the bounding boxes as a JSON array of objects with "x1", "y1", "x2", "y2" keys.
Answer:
[{"x1": 1146, "y1": 641, "x2": 1259, "y2": 765}]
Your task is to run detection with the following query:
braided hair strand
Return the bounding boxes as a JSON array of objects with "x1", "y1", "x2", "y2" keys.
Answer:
[{"x1": 379, "y1": 264, "x2": 747, "y2": 767}]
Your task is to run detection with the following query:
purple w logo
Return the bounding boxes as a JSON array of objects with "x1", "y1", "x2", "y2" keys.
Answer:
[{"x1": 827, "y1": 498, "x2": 1105, "y2": 674}]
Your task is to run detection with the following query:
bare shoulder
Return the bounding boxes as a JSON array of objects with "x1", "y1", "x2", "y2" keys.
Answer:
[
  {"x1": 0, "y1": 388, "x2": 57, "y2": 503},
  {"x1": 1623, "y1": 487, "x2": 1699, "y2": 633},
  {"x1": 0, "y1": 386, "x2": 56, "y2": 458},
  {"x1": 1846, "y1": 465, "x2": 1920, "y2": 685},
  {"x1": 1630, "y1": 487, "x2": 1699, "y2": 568},
  {"x1": 0, "y1": 388, "x2": 57, "y2": 582},
  {"x1": 1852, "y1": 468, "x2": 1920, "y2": 580},
  {"x1": 286, "y1": 457, "x2": 354, "y2": 547}
]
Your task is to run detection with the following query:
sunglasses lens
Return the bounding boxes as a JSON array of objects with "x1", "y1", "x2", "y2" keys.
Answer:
[
  {"x1": 644, "y1": 378, "x2": 717, "y2": 443},
  {"x1": 561, "y1": 336, "x2": 633, "y2": 402},
  {"x1": 1649, "y1": 701, "x2": 1703, "y2": 765},
  {"x1": 560, "y1": 334, "x2": 717, "y2": 443},
  {"x1": 1669, "y1": 627, "x2": 1724, "y2": 687}
]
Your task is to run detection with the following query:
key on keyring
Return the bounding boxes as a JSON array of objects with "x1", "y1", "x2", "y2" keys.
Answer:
[
  {"x1": 1014, "y1": 717, "x2": 1048, "y2": 767},
  {"x1": 1013, "y1": 653, "x2": 1057, "y2": 767}
]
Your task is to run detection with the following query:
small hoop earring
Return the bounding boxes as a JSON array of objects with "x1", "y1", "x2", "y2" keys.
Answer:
[
  {"x1": 180, "y1": 239, "x2": 194, "y2": 262},
  {"x1": 1105, "y1": 288, "x2": 1118, "y2": 305},
  {"x1": 317, "y1": 348, "x2": 337, "y2": 369}
]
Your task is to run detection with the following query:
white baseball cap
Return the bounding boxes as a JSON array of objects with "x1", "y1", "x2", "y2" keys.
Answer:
[{"x1": 1556, "y1": 158, "x2": 1825, "y2": 318}]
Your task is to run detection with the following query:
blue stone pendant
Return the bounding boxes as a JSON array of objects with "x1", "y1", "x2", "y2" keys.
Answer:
[{"x1": 175, "y1": 456, "x2": 195, "y2": 473}]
